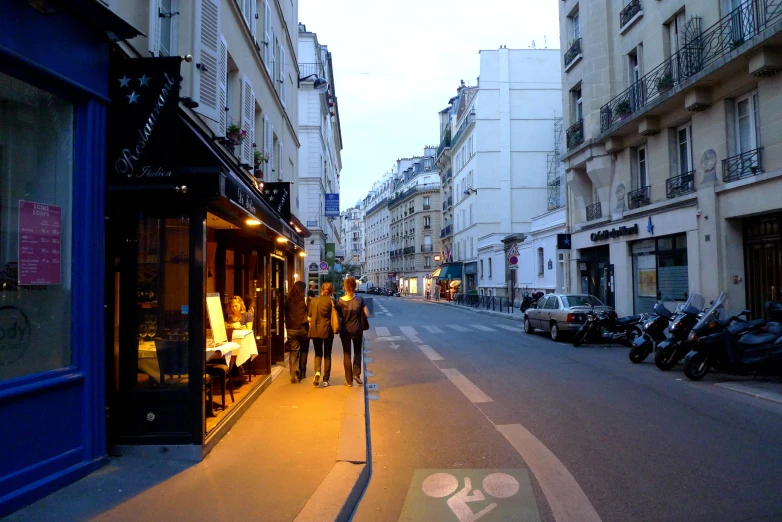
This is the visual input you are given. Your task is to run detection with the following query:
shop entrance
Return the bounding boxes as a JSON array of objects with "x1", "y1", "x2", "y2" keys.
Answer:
[
  {"x1": 578, "y1": 245, "x2": 614, "y2": 308},
  {"x1": 270, "y1": 255, "x2": 286, "y2": 365},
  {"x1": 744, "y1": 213, "x2": 782, "y2": 318}
]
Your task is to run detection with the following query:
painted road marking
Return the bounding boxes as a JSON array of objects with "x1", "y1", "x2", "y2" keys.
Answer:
[
  {"x1": 441, "y1": 368, "x2": 492, "y2": 403},
  {"x1": 375, "y1": 326, "x2": 390, "y2": 336},
  {"x1": 418, "y1": 345, "x2": 444, "y2": 361},
  {"x1": 400, "y1": 326, "x2": 419, "y2": 336},
  {"x1": 375, "y1": 336, "x2": 405, "y2": 342},
  {"x1": 471, "y1": 325, "x2": 497, "y2": 332},
  {"x1": 365, "y1": 370, "x2": 375, "y2": 377},
  {"x1": 422, "y1": 325, "x2": 445, "y2": 334},
  {"x1": 447, "y1": 324, "x2": 471, "y2": 333},
  {"x1": 496, "y1": 424, "x2": 602, "y2": 522},
  {"x1": 495, "y1": 324, "x2": 523, "y2": 332}
]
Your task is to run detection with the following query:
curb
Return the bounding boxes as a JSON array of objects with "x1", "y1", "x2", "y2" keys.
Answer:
[
  {"x1": 714, "y1": 382, "x2": 782, "y2": 405},
  {"x1": 294, "y1": 356, "x2": 371, "y2": 521}
]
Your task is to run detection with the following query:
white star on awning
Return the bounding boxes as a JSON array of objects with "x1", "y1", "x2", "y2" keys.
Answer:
[
  {"x1": 118, "y1": 75, "x2": 130, "y2": 88},
  {"x1": 127, "y1": 91, "x2": 140, "y2": 104}
]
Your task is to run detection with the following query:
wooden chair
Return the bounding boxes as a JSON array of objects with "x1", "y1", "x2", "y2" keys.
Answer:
[{"x1": 206, "y1": 357, "x2": 235, "y2": 410}]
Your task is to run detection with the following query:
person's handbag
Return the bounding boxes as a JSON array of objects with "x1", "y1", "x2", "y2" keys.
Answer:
[
  {"x1": 360, "y1": 298, "x2": 370, "y2": 331},
  {"x1": 331, "y1": 301, "x2": 342, "y2": 335}
]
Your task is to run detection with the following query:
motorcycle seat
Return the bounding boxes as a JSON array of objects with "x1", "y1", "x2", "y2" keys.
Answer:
[
  {"x1": 728, "y1": 319, "x2": 765, "y2": 335},
  {"x1": 739, "y1": 322, "x2": 782, "y2": 346},
  {"x1": 615, "y1": 315, "x2": 641, "y2": 325}
]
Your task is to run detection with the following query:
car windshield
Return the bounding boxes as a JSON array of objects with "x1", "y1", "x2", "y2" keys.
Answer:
[{"x1": 563, "y1": 295, "x2": 604, "y2": 307}]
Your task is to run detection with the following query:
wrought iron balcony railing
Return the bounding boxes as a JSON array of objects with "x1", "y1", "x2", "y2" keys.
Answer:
[
  {"x1": 423, "y1": 204, "x2": 431, "y2": 210},
  {"x1": 666, "y1": 171, "x2": 696, "y2": 198},
  {"x1": 299, "y1": 62, "x2": 326, "y2": 81},
  {"x1": 586, "y1": 202, "x2": 602, "y2": 221},
  {"x1": 443, "y1": 200, "x2": 448, "y2": 211},
  {"x1": 404, "y1": 246, "x2": 415, "y2": 255},
  {"x1": 627, "y1": 186, "x2": 651, "y2": 209},
  {"x1": 564, "y1": 38, "x2": 582, "y2": 68},
  {"x1": 451, "y1": 110, "x2": 476, "y2": 147},
  {"x1": 437, "y1": 128, "x2": 452, "y2": 160},
  {"x1": 441, "y1": 224, "x2": 452, "y2": 238},
  {"x1": 424, "y1": 224, "x2": 432, "y2": 230},
  {"x1": 447, "y1": 196, "x2": 453, "y2": 208},
  {"x1": 601, "y1": 0, "x2": 782, "y2": 131},
  {"x1": 723, "y1": 148, "x2": 762, "y2": 182},
  {"x1": 566, "y1": 119, "x2": 584, "y2": 150},
  {"x1": 620, "y1": 0, "x2": 642, "y2": 28},
  {"x1": 421, "y1": 244, "x2": 434, "y2": 253}
]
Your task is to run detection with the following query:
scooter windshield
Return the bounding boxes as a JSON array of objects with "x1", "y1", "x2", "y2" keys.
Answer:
[
  {"x1": 680, "y1": 293, "x2": 706, "y2": 315},
  {"x1": 692, "y1": 292, "x2": 728, "y2": 332}
]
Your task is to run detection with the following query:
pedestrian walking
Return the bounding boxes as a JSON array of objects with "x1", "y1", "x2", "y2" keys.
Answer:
[
  {"x1": 284, "y1": 280, "x2": 309, "y2": 383},
  {"x1": 308, "y1": 282, "x2": 336, "y2": 387},
  {"x1": 337, "y1": 276, "x2": 369, "y2": 387},
  {"x1": 307, "y1": 281, "x2": 317, "y2": 300}
]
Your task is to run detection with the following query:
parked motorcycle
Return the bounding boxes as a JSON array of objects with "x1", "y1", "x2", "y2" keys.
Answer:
[
  {"x1": 683, "y1": 294, "x2": 774, "y2": 381},
  {"x1": 572, "y1": 306, "x2": 645, "y2": 347},
  {"x1": 520, "y1": 290, "x2": 545, "y2": 312},
  {"x1": 628, "y1": 296, "x2": 679, "y2": 363},
  {"x1": 652, "y1": 293, "x2": 706, "y2": 370}
]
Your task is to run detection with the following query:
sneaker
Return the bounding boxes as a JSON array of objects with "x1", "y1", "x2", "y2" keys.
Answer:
[
  {"x1": 313, "y1": 372, "x2": 321, "y2": 387},
  {"x1": 322, "y1": 381, "x2": 330, "y2": 388}
]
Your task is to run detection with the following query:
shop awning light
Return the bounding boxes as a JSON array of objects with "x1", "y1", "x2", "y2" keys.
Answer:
[
  {"x1": 276, "y1": 237, "x2": 288, "y2": 244},
  {"x1": 299, "y1": 251, "x2": 307, "y2": 257},
  {"x1": 246, "y1": 219, "x2": 261, "y2": 226}
]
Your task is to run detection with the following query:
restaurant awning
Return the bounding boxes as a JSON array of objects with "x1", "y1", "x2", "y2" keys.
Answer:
[
  {"x1": 429, "y1": 266, "x2": 442, "y2": 279},
  {"x1": 437, "y1": 263, "x2": 463, "y2": 280}
]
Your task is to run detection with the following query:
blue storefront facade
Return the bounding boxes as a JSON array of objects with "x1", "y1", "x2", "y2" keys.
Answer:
[{"x1": 0, "y1": 1, "x2": 139, "y2": 516}]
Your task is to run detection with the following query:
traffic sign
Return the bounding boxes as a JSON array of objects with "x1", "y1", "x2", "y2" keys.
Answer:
[
  {"x1": 508, "y1": 255, "x2": 518, "y2": 266},
  {"x1": 507, "y1": 243, "x2": 519, "y2": 256},
  {"x1": 319, "y1": 261, "x2": 329, "y2": 274}
]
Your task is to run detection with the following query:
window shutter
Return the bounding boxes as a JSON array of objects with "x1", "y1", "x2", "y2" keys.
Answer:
[
  {"x1": 219, "y1": 35, "x2": 228, "y2": 137},
  {"x1": 264, "y1": 117, "x2": 274, "y2": 164},
  {"x1": 279, "y1": 44, "x2": 286, "y2": 106},
  {"x1": 263, "y1": 1, "x2": 272, "y2": 74},
  {"x1": 270, "y1": 29, "x2": 276, "y2": 83},
  {"x1": 193, "y1": 0, "x2": 221, "y2": 122},
  {"x1": 241, "y1": 77, "x2": 255, "y2": 166},
  {"x1": 250, "y1": 0, "x2": 257, "y2": 38},
  {"x1": 149, "y1": 0, "x2": 161, "y2": 56},
  {"x1": 242, "y1": 0, "x2": 252, "y2": 27},
  {"x1": 277, "y1": 141, "x2": 284, "y2": 180}
]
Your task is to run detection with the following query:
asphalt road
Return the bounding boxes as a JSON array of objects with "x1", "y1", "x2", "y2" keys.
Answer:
[{"x1": 352, "y1": 296, "x2": 782, "y2": 522}]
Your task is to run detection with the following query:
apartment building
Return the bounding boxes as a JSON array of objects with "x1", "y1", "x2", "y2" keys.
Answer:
[
  {"x1": 560, "y1": 0, "x2": 782, "y2": 316},
  {"x1": 436, "y1": 48, "x2": 563, "y2": 297},
  {"x1": 388, "y1": 152, "x2": 442, "y2": 295},
  {"x1": 341, "y1": 203, "x2": 366, "y2": 275},
  {"x1": 297, "y1": 24, "x2": 343, "y2": 285},
  {"x1": 364, "y1": 174, "x2": 394, "y2": 287}
]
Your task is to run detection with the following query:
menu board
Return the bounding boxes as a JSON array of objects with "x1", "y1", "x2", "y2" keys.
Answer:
[{"x1": 18, "y1": 201, "x2": 62, "y2": 285}]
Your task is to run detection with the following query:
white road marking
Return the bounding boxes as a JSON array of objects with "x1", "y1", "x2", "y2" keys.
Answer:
[
  {"x1": 422, "y1": 325, "x2": 445, "y2": 334},
  {"x1": 375, "y1": 327, "x2": 390, "y2": 337},
  {"x1": 418, "y1": 345, "x2": 444, "y2": 361},
  {"x1": 440, "y1": 368, "x2": 492, "y2": 403},
  {"x1": 471, "y1": 324, "x2": 497, "y2": 332},
  {"x1": 495, "y1": 324, "x2": 523, "y2": 332},
  {"x1": 400, "y1": 326, "x2": 419, "y2": 336},
  {"x1": 375, "y1": 336, "x2": 405, "y2": 341},
  {"x1": 496, "y1": 424, "x2": 602, "y2": 522},
  {"x1": 447, "y1": 325, "x2": 471, "y2": 333}
]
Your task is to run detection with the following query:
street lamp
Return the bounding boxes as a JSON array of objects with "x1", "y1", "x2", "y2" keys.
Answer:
[{"x1": 298, "y1": 73, "x2": 329, "y2": 93}]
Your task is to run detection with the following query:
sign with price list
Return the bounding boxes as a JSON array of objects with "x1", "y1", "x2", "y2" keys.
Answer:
[{"x1": 18, "y1": 201, "x2": 62, "y2": 285}]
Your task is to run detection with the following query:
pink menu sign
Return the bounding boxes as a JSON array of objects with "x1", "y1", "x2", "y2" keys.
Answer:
[{"x1": 18, "y1": 200, "x2": 62, "y2": 285}]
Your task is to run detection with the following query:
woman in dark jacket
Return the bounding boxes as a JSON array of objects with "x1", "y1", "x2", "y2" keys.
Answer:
[
  {"x1": 337, "y1": 277, "x2": 369, "y2": 387},
  {"x1": 308, "y1": 282, "x2": 335, "y2": 387},
  {"x1": 285, "y1": 280, "x2": 309, "y2": 383}
]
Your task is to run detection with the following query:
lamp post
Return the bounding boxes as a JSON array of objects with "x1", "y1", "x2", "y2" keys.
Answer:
[{"x1": 297, "y1": 73, "x2": 329, "y2": 93}]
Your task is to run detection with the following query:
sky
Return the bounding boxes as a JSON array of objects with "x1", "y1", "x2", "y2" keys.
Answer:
[{"x1": 298, "y1": 0, "x2": 562, "y2": 211}]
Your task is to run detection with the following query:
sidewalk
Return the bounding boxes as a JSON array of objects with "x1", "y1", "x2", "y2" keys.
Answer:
[{"x1": 7, "y1": 338, "x2": 370, "y2": 522}]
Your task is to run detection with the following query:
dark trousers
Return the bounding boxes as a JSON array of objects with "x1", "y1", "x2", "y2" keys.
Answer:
[
  {"x1": 312, "y1": 337, "x2": 333, "y2": 382},
  {"x1": 293, "y1": 336, "x2": 310, "y2": 377},
  {"x1": 340, "y1": 333, "x2": 363, "y2": 383}
]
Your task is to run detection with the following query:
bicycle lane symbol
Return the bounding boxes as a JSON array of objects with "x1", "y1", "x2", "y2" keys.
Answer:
[{"x1": 399, "y1": 469, "x2": 541, "y2": 522}]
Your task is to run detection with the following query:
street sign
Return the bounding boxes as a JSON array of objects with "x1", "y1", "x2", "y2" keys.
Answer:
[
  {"x1": 309, "y1": 262, "x2": 318, "y2": 272},
  {"x1": 507, "y1": 243, "x2": 519, "y2": 257},
  {"x1": 319, "y1": 261, "x2": 329, "y2": 274},
  {"x1": 508, "y1": 255, "x2": 518, "y2": 266},
  {"x1": 325, "y1": 193, "x2": 340, "y2": 217}
]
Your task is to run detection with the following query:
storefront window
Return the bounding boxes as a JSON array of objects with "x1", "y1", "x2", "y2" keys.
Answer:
[
  {"x1": 0, "y1": 73, "x2": 73, "y2": 382},
  {"x1": 632, "y1": 234, "x2": 689, "y2": 314}
]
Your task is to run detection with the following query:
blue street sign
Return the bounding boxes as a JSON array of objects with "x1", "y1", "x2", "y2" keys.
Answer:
[{"x1": 325, "y1": 193, "x2": 340, "y2": 217}]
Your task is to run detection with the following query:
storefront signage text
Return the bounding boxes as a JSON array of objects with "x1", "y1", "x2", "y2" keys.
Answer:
[
  {"x1": 235, "y1": 187, "x2": 257, "y2": 214},
  {"x1": 0, "y1": 306, "x2": 31, "y2": 367},
  {"x1": 590, "y1": 224, "x2": 639, "y2": 242},
  {"x1": 18, "y1": 201, "x2": 62, "y2": 285}
]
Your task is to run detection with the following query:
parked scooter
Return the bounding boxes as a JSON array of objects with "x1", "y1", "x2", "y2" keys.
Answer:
[
  {"x1": 520, "y1": 290, "x2": 545, "y2": 312},
  {"x1": 628, "y1": 296, "x2": 679, "y2": 363},
  {"x1": 572, "y1": 306, "x2": 645, "y2": 347},
  {"x1": 652, "y1": 293, "x2": 706, "y2": 370},
  {"x1": 683, "y1": 294, "x2": 774, "y2": 381}
]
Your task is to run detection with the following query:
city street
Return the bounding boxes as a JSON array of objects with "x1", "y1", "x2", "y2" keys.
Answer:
[{"x1": 354, "y1": 297, "x2": 782, "y2": 522}]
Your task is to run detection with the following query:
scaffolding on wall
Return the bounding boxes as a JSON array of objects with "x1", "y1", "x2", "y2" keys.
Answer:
[{"x1": 546, "y1": 117, "x2": 563, "y2": 211}]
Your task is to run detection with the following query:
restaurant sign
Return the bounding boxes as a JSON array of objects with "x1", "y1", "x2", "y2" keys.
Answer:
[
  {"x1": 590, "y1": 224, "x2": 639, "y2": 242},
  {"x1": 18, "y1": 201, "x2": 61, "y2": 285},
  {"x1": 107, "y1": 57, "x2": 182, "y2": 184},
  {"x1": 260, "y1": 182, "x2": 291, "y2": 222}
]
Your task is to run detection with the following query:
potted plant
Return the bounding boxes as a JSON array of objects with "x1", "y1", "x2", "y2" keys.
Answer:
[
  {"x1": 656, "y1": 73, "x2": 673, "y2": 93},
  {"x1": 226, "y1": 122, "x2": 246, "y2": 146},
  {"x1": 616, "y1": 98, "x2": 632, "y2": 118}
]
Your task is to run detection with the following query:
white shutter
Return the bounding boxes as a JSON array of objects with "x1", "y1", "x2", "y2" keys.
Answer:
[
  {"x1": 263, "y1": 1, "x2": 272, "y2": 74},
  {"x1": 148, "y1": 0, "x2": 161, "y2": 56},
  {"x1": 193, "y1": 0, "x2": 221, "y2": 122},
  {"x1": 241, "y1": 77, "x2": 255, "y2": 166},
  {"x1": 277, "y1": 141, "x2": 284, "y2": 180},
  {"x1": 251, "y1": 0, "x2": 257, "y2": 38},
  {"x1": 242, "y1": 0, "x2": 252, "y2": 28},
  {"x1": 265, "y1": 117, "x2": 274, "y2": 163},
  {"x1": 219, "y1": 35, "x2": 228, "y2": 137},
  {"x1": 270, "y1": 29, "x2": 276, "y2": 83},
  {"x1": 279, "y1": 44, "x2": 286, "y2": 106}
]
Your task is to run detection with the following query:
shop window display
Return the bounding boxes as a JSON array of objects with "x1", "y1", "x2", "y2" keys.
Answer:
[
  {"x1": 632, "y1": 234, "x2": 689, "y2": 314},
  {"x1": 0, "y1": 73, "x2": 73, "y2": 382}
]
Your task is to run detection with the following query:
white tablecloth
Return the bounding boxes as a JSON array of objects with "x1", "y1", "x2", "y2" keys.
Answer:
[
  {"x1": 231, "y1": 329, "x2": 258, "y2": 366},
  {"x1": 206, "y1": 341, "x2": 240, "y2": 365}
]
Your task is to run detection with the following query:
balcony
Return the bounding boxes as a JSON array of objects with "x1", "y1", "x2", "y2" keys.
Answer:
[
  {"x1": 437, "y1": 127, "x2": 452, "y2": 160},
  {"x1": 421, "y1": 244, "x2": 434, "y2": 253},
  {"x1": 564, "y1": 38, "x2": 582, "y2": 69},
  {"x1": 424, "y1": 224, "x2": 432, "y2": 230},
  {"x1": 299, "y1": 62, "x2": 326, "y2": 81},
  {"x1": 451, "y1": 109, "x2": 476, "y2": 147},
  {"x1": 586, "y1": 202, "x2": 602, "y2": 221},
  {"x1": 666, "y1": 171, "x2": 696, "y2": 198},
  {"x1": 443, "y1": 201, "x2": 448, "y2": 211},
  {"x1": 627, "y1": 186, "x2": 651, "y2": 209},
  {"x1": 601, "y1": 0, "x2": 782, "y2": 131},
  {"x1": 423, "y1": 204, "x2": 431, "y2": 210},
  {"x1": 388, "y1": 182, "x2": 441, "y2": 207},
  {"x1": 723, "y1": 148, "x2": 762, "y2": 182},
  {"x1": 440, "y1": 224, "x2": 452, "y2": 238},
  {"x1": 619, "y1": 0, "x2": 642, "y2": 29},
  {"x1": 566, "y1": 119, "x2": 584, "y2": 150},
  {"x1": 447, "y1": 196, "x2": 453, "y2": 208},
  {"x1": 404, "y1": 246, "x2": 415, "y2": 255}
]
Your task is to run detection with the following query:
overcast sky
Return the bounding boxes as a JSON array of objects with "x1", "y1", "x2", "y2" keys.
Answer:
[{"x1": 298, "y1": 0, "x2": 561, "y2": 211}]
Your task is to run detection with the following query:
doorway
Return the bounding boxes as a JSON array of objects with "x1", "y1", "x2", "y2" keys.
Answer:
[
  {"x1": 744, "y1": 214, "x2": 782, "y2": 318},
  {"x1": 579, "y1": 245, "x2": 614, "y2": 308}
]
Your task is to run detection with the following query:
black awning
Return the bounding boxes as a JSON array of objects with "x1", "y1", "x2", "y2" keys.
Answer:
[
  {"x1": 438, "y1": 263, "x2": 463, "y2": 280},
  {"x1": 54, "y1": 0, "x2": 145, "y2": 40}
]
